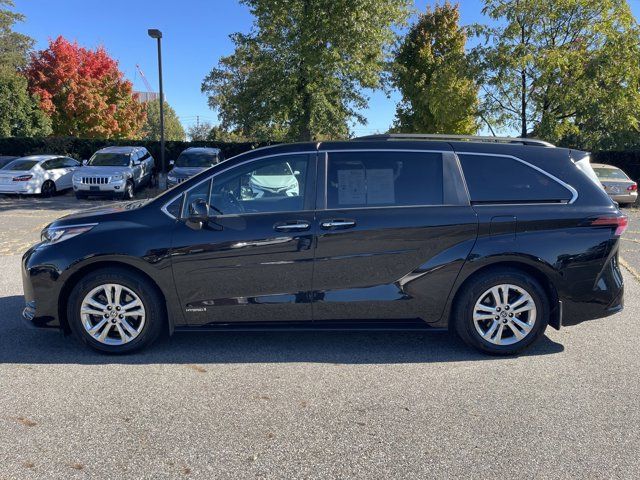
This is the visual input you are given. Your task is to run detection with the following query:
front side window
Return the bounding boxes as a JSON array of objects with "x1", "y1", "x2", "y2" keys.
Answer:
[
  {"x1": 326, "y1": 151, "x2": 444, "y2": 209},
  {"x1": 459, "y1": 154, "x2": 573, "y2": 203},
  {"x1": 178, "y1": 154, "x2": 309, "y2": 218},
  {"x1": 88, "y1": 153, "x2": 130, "y2": 167}
]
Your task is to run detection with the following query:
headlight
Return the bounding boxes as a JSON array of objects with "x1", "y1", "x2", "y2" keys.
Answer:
[
  {"x1": 111, "y1": 175, "x2": 124, "y2": 181},
  {"x1": 167, "y1": 174, "x2": 177, "y2": 182},
  {"x1": 40, "y1": 224, "x2": 97, "y2": 245},
  {"x1": 72, "y1": 175, "x2": 80, "y2": 182}
]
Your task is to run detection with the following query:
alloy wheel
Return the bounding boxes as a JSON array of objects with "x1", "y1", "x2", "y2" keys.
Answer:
[
  {"x1": 472, "y1": 283, "x2": 537, "y2": 346},
  {"x1": 80, "y1": 283, "x2": 146, "y2": 345}
]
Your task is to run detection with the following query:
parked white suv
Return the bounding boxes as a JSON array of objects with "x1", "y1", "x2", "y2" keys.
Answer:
[{"x1": 72, "y1": 146, "x2": 154, "y2": 200}]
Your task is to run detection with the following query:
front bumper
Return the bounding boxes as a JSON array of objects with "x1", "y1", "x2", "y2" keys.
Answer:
[
  {"x1": 73, "y1": 179, "x2": 125, "y2": 194},
  {"x1": 21, "y1": 246, "x2": 63, "y2": 329}
]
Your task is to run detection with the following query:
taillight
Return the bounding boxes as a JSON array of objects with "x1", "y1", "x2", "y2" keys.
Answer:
[
  {"x1": 590, "y1": 215, "x2": 628, "y2": 236},
  {"x1": 627, "y1": 183, "x2": 637, "y2": 191},
  {"x1": 12, "y1": 175, "x2": 32, "y2": 182}
]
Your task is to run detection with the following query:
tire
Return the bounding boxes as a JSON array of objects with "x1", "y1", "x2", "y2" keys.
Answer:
[
  {"x1": 453, "y1": 268, "x2": 549, "y2": 355},
  {"x1": 67, "y1": 268, "x2": 165, "y2": 354},
  {"x1": 41, "y1": 180, "x2": 56, "y2": 198},
  {"x1": 123, "y1": 180, "x2": 135, "y2": 200}
]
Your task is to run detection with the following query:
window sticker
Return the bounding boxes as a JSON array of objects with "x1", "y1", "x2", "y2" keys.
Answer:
[
  {"x1": 337, "y1": 169, "x2": 366, "y2": 205},
  {"x1": 366, "y1": 169, "x2": 395, "y2": 204}
]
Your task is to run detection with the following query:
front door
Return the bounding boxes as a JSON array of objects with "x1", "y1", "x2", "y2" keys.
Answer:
[
  {"x1": 312, "y1": 149, "x2": 478, "y2": 323},
  {"x1": 170, "y1": 153, "x2": 317, "y2": 325}
]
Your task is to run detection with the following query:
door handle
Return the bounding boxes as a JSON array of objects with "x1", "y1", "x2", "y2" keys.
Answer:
[
  {"x1": 320, "y1": 219, "x2": 356, "y2": 230},
  {"x1": 274, "y1": 221, "x2": 310, "y2": 232}
]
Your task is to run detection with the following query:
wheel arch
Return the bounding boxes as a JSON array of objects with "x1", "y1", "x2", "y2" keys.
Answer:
[
  {"x1": 446, "y1": 260, "x2": 561, "y2": 330},
  {"x1": 58, "y1": 260, "x2": 170, "y2": 334}
]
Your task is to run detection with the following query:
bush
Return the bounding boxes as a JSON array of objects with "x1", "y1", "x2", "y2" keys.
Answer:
[{"x1": 0, "y1": 137, "x2": 271, "y2": 169}]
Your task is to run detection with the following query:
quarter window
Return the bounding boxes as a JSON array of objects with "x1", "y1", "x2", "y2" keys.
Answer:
[
  {"x1": 326, "y1": 151, "x2": 444, "y2": 208},
  {"x1": 458, "y1": 154, "x2": 572, "y2": 203}
]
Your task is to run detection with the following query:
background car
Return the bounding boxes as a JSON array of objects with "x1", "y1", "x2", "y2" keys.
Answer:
[
  {"x1": 592, "y1": 163, "x2": 638, "y2": 206},
  {"x1": 0, "y1": 155, "x2": 80, "y2": 197},
  {"x1": 167, "y1": 147, "x2": 223, "y2": 188},
  {"x1": 247, "y1": 161, "x2": 300, "y2": 198},
  {"x1": 72, "y1": 146, "x2": 154, "y2": 200}
]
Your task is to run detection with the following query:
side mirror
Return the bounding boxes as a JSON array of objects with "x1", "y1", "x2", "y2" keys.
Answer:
[
  {"x1": 82, "y1": 159, "x2": 88, "y2": 166},
  {"x1": 294, "y1": 170, "x2": 301, "y2": 176},
  {"x1": 185, "y1": 198, "x2": 209, "y2": 230}
]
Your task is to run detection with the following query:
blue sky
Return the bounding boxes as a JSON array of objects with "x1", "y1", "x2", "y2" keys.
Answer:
[{"x1": 12, "y1": 1, "x2": 640, "y2": 135}]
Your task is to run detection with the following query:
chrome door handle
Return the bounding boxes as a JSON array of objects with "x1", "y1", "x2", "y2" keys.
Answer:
[
  {"x1": 274, "y1": 221, "x2": 310, "y2": 232},
  {"x1": 320, "y1": 219, "x2": 356, "y2": 230}
]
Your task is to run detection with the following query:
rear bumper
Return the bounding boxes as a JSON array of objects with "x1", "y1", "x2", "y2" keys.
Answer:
[
  {"x1": 609, "y1": 192, "x2": 637, "y2": 205},
  {"x1": 0, "y1": 182, "x2": 41, "y2": 194}
]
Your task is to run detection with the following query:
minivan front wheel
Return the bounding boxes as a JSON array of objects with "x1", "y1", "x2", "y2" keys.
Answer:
[
  {"x1": 454, "y1": 269, "x2": 549, "y2": 355},
  {"x1": 67, "y1": 268, "x2": 164, "y2": 353}
]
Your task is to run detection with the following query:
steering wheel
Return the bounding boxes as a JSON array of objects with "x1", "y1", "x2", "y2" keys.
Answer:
[{"x1": 222, "y1": 191, "x2": 245, "y2": 214}]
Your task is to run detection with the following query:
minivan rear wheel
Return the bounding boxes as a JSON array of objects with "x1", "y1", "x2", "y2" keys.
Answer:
[
  {"x1": 453, "y1": 268, "x2": 549, "y2": 355},
  {"x1": 67, "y1": 268, "x2": 164, "y2": 354}
]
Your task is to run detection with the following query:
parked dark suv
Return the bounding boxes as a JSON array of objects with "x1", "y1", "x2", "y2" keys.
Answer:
[{"x1": 22, "y1": 135, "x2": 626, "y2": 355}]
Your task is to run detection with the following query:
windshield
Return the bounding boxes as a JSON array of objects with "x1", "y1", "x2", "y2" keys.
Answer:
[
  {"x1": 1, "y1": 159, "x2": 38, "y2": 171},
  {"x1": 88, "y1": 153, "x2": 130, "y2": 167},
  {"x1": 175, "y1": 152, "x2": 218, "y2": 168},
  {"x1": 593, "y1": 167, "x2": 629, "y2": 180}
]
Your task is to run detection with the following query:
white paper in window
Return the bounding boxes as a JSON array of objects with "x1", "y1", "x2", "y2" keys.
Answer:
[
  {"x1": 337, "y1": 169, "x2": 366, "y2": 205},
  {"x1": 366, "y1": 169, "x2": 395, "y2": 204}
]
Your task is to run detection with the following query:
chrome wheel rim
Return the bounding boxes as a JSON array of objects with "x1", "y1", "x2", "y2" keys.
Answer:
[
  {"x1": 80, "y1": 284, "x2": 146, "y2": 345},
  {"x1": 473, "y1": 284, "x2": 537, "y2": 346}
]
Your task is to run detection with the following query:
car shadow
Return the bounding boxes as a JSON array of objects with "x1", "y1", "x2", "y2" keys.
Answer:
[{"x1": 0, "y1": 295, "x2": 564, "y2": 365}]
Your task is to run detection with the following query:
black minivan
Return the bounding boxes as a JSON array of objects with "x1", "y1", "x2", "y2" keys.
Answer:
[{"x1": 22, "y1": 135, "x2": 627, "y2": 355}]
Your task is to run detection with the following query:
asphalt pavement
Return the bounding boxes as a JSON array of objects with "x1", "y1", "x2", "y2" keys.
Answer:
[{"x1": 0, "y1": 195, "x2": 639, "y2": 478}]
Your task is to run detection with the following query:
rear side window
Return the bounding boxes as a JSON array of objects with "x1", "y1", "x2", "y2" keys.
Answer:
[
  {"x1": 459, "y1": 154, "x2": 572, "y2": 203},
  {"x1": 326, "y1": 151, "x2": 443, "y2": 208}
]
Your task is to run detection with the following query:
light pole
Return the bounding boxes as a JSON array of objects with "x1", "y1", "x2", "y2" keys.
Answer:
[{"x1": 148, "y1": 28, "x2": 166, "y2": 189}]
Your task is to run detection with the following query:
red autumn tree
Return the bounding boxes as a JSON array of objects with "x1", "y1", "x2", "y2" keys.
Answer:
[{"x1": 26, "y1": 36, "x2": 145, "y2": 138}]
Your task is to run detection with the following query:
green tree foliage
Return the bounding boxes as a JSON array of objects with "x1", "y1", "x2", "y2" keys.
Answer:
[
  {"x1": 0, "y1": 0, "x2": 50, "y2": 137},
  {"x1": 202, "y1": 0, "x2": 411, "y2": 142},
  {"x1": 139, "y1": 100, "x2": 185, "y2": 141},
  {"x1": 0, "y1": 71, "x2": 51, "y2": 137},
  {"x1": 473, "y1": 0, "x2": 640, "y2": 149},
  {"x1": 392, "y1": 2, "x2": 478, "y2": 134},
  {"x1": 0, "y1": 0, "x2": 33, "y2": 72},
  {"x1": 187, "y1": 121, "x2": 213, "y2": 141}
]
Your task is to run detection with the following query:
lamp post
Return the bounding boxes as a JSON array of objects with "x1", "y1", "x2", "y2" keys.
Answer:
[{"x1": 147, "y1": 28, "x2": 166, "y2": 189}]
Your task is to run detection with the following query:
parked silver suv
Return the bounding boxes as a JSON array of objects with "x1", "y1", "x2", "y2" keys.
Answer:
[{"x1": 73, "y1": 146, "x2": 154, "y2": 199}]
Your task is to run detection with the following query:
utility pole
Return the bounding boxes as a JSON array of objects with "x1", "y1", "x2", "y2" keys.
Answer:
[{"x1": 148, "y1": 28, "x2": 166, "y2": 189}]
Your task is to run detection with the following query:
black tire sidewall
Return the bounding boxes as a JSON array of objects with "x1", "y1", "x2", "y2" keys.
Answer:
[
  {"x1": 454, "y1": 269, "x2": 549, "y2": 355},
  {"x1": 67, "y1": 268, "x2": 164, "y2": 354},
  {"x1": 41, "y1": 181, "x2": 56, "y2": 197}
]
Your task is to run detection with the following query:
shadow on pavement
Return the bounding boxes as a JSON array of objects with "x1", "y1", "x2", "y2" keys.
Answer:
[{"x1": 0, "y1": 294, "x2": 564, "y2": 365}]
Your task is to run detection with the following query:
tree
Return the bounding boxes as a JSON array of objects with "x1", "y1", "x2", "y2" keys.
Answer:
[
  {"x1": 207, "y1": 125, "x2": 253, "y2": 142},
  {"x1": 26, "y1": 36, "x2": 146, "y2": 139},
  {"x1": 0, "y1": 71, "x2": 51, "y2": 137},
  {"x1": 0, "y1": 0, "x2": 33, "y2": 72},
  {"x1": 187, "y1": 121, "x2": 213, "y2": 141},
  {"x1": 0, "y1": 0, "x2": 50, "y2": 137},
  {"x1": 392, "y1": 2, "x2": 478, "y2": 134},
  {"x1": 139, "y1": 100, "x2": 185, "y2": 141},
  {"x1": 202, "y1": 0, "x2": 411, "y2": 142},
  {"x1": 473, "y1": 0, "x2": 640, "y2": 149}
]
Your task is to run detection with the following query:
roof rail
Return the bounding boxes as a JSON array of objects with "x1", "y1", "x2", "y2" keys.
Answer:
[{"x1": 352, "y1": 133, "x2": 555, "y2": 148}]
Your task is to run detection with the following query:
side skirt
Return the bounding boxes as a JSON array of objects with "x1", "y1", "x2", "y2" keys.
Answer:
[{"x1": 174, "y1": 319, "x2": 447, "y2": 333}]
